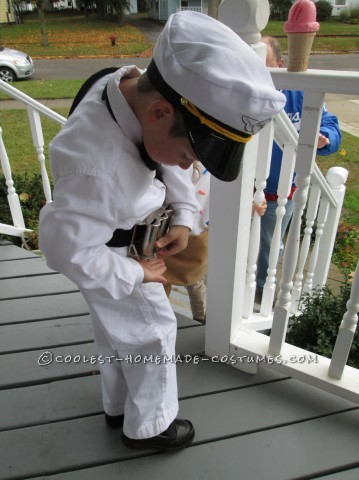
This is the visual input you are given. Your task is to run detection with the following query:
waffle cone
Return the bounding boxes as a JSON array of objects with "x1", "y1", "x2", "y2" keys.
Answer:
[{"x1": 286, "y1": 32, "x2": 316, "y2": 72}]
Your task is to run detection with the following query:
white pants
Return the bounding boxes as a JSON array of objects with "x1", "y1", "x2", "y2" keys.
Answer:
[{"x1": 81, "y1": 281, "x2": 179, "y2": 439}]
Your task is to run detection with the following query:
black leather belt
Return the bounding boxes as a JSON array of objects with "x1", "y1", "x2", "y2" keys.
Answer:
[{"x1": 106, "y1": 227, "x2": 134, "y2": 248}]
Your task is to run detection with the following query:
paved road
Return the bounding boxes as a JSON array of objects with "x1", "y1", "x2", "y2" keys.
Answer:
[{"x1": 32, "y1": 54, "x2": 359, "y2": 81}]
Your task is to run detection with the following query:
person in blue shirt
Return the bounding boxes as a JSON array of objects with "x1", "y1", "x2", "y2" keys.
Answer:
[{"x1": 256, "y1": 37, "x2": 342, "y2": 301}]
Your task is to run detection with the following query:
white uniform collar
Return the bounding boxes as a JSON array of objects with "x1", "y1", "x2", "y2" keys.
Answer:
[{"x1": 106, "y1": 66, "x2": 143, "y2": 145}]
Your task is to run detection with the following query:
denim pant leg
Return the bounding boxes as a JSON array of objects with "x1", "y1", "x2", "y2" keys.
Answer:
[{"x1": 256, "y1": 200, "x2": 294, "y2": 289}]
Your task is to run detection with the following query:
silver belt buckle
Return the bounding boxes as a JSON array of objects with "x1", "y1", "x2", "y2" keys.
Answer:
[{"x1": 129, "y1": 205, "x2": 173, "y2": 260}]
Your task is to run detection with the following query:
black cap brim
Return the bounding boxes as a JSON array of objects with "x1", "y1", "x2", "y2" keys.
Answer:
[{"x1": 183, "y1": 115, "x2": 246, "y2": 182}]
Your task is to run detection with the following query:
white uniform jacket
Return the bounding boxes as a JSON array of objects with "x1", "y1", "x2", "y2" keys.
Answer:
[{"x1": 39, "y1": 66, "x2": 200, "y2": 300}]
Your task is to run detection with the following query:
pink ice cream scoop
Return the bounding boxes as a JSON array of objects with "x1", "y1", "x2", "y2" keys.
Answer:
[{"x1": 284, "y1": 0, "x2": 320, "y2": 33}]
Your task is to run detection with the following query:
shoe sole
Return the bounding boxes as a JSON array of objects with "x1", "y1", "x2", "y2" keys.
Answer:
[{"x1": 121, "y1": 429, "x2": 195, "y2": 452}]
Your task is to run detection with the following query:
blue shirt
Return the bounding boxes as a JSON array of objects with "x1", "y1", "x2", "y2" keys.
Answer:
[{"x1": 265, "y1": 90, "x2": 342, "y2": 196}]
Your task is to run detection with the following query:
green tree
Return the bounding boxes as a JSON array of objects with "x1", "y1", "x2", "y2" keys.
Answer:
[
  {"x1": 17, "y1": 0, "x2": 50, "y2": 46},
  {"x1": 110, "y1": 0, "x2": 130, "y2": 26},
  {"x1": 269, "y1": 0, "x2": 293, "y2": 20},
  {"x1": 36, "y1": 1, "x2": 49, "y2": 47},
  {"x1": 95, "y1": 0, "x2": 130, "y2": 25}
]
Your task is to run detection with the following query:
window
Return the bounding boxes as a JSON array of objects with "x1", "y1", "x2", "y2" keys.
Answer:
[{"x1": 335, "y1": 0, "x2": 346, "y2": 5}]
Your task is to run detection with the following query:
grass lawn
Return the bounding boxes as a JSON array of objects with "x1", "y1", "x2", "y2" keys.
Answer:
[
  {"x1": 316, "y1": 131, "x2": 359, "y2": 227},
  {"x1": 1, "y1": 11, "x2": 152, "y2": 58},
  {"x1": 0, "y1": 79, "x2": 84, "y2": 101},
  {"x1": 1, "y1": 12, "x2": 358, "y2": 57}
]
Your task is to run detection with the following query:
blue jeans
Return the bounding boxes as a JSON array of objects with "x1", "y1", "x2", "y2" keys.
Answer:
[{"x1": 256, "y1": 199, "x2": 294, "y2": 289}]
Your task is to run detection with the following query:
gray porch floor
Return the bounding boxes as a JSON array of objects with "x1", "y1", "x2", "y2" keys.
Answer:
[{"x1": 0, "y1": 240, "x2": 358, "y2": 480}]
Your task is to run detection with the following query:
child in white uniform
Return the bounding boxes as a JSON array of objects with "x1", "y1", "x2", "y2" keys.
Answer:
[{"x1": 39, "y1": 11, "x2": 285, "y2": 452}]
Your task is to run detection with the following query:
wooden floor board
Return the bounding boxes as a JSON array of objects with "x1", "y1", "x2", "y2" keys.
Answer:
[
  {"x1": 0, "y1": 256, "x2": 56, "y2": 279},
  {"x1": 0, "y1": 244, "x2": 38, "y2": 261},
  {"x1": 0, "y1": 315, "x2": 94, "y2": 353},
  {"x1": 0, "y1": 274, "x2": 78, "y2": 300},
  {"x1": 0, "y1": 292, "x2": 89, "y2": 325}
]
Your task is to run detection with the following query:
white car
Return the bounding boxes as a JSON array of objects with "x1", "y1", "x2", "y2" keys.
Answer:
[{"x1": 0, "y1": 47, "x2": 34, "y2": 82}]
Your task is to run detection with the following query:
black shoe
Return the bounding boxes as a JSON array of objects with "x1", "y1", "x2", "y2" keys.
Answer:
[
  {"x1": 121, "y1": 418, "x2": 195, "y2": 451},
  {"x1": 105, "y1": 413, "x2": 124, "y2": 428}
]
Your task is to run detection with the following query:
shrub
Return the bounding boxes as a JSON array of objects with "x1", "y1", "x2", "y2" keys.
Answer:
[
  {"x1": 0, "y1": 172, "x2": 50, "y2": 250},
  {"x1": 287, "y1": 277, "x2": 359, "y2": 368},
  {"x1": 270, "y1": 0, "x2": 293, "y2": 20},
  {"x1": 315, "y1": 0, "x2": 333, "y2": 21},
  {"x1": 339, "y1": 6, "x2": 359, "y2": 23},
  {"x1": 332, "y1": 224, "x2": 359, "y2": 274}
]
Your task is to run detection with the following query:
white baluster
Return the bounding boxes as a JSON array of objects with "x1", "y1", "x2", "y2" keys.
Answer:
[
  {"x1": 291, "y1": 182, "x2": 321, "y2": 312},
  {"x1": 312, "y1": 167, "x2": 348, "y2": 288},
  {"x1": 329, "y1": 261, "x2": 359, "y2": 379},
  {"x1": 269, "y1": 91, "x2": 324, "y2": 356},
  {"x1": 27, "y1": 107, "x2": 52, "y2": 203},
  {"x1": 260, "y1": 143, "x2": 296, "y2": 317},
  {"x1": 244, "y1": 121, "x2": 274, "y2": 318},
  {"x1": 303, "y1": 196, "x2": 330, "y2": 294},
  {"x1": 0, "y1": 127, "x2": 26, "y2": 231}
]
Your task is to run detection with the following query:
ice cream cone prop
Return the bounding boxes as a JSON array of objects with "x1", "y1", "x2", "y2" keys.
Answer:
[
  {"x1": 284, "y1": 0, "x2": 320, "y2": 72},
  {"x1": 286, "y1": 32, "x2": 316, "y2": 72}
]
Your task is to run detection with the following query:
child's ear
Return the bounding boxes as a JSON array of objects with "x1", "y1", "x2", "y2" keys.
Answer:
[{"x1": 147, "y1": 99, "x2": 174, "y2": 124}]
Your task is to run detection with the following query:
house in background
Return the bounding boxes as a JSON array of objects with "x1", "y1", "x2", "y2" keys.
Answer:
[
  {"x1": 148, "y1": 0, "x2": 208, "y2": 21},
  {"x1": 0, "y1": 0, "x2": 15, "y2": 23},
  {"x1": 328, "y1": 0, "x2": 359, "y2": 16}
]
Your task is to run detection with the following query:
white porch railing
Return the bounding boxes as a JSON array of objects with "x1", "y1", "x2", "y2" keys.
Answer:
[
  {"x1": 205, "y1": 0, "x2": 359, "y2": 404},
  {"x1": 0, "y1": 80, "x2": 66, "y2": 238}
]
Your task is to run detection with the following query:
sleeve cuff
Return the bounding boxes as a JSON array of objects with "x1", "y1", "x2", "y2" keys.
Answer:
[{"x1": 170, "y1": 208, "x2": 194, "y2": 231}]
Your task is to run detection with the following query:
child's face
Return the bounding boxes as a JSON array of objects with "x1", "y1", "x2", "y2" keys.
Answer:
[
  {"x1": 142, "y1": 101, "x2": 199, "y2": 170},
  {"x1": 147, "y1": 134, "x2": 198, "y2": 170}
]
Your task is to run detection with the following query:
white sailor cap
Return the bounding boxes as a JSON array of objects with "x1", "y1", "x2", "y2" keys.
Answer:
[{"x1": 147, "y1": 11, "x2": 286, "y2": 181}]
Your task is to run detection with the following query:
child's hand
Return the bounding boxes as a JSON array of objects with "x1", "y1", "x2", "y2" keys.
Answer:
[
  {"x1": 137, "y1": 257, "x2": 167, "y2": 285},
  {"x1": 253, "y1": 200, "x2": 267, "y2": 217},
  {"x1": 155, "y1": 225, "x2": 190, "y2": 257},
  {"x1": 317, "y1": 133, "x2": 330, "y2": 149}
]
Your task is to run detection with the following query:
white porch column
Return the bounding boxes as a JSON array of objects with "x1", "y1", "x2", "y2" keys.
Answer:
[{"x1": 205, "y1": 0, "x2": 270, "y2": 368}]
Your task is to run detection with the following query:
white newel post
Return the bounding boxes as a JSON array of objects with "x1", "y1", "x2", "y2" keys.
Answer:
[
  {"x1": 205, "y1": 0, "x2": 270, "y2": 369},
  {"x1": 312, "y1": 167, "x2": 348, "y2": 289}
]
